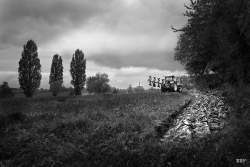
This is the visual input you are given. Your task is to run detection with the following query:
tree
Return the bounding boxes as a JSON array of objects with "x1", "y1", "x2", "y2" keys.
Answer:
[
  {"x1": 112, "y1": 87, "x2": 119, "y2": 94},
  {"x1": 49, "y1": 54, "x2": 63, "y2": 96},
  {"x1": 174, "y1": 0, "x2": 250, "y2": 88},
  {"x1": 70, "y1": 49, "x2": 86, "y2": 95},
  {"x1": 86, "y1": 73, "x2": 111, "y2": 93},
  {"x1": 0, "y1": 82, "x2": 14, "y2": 98},
  {"x1": 18, "y1": 40, "x2": 41, "y2": 97},
  {"x1": 134, "y1": 85, "x2": 145, "y2": 93},
  {"x1": 127, "y1": 84, "x2": 133, "y2": 94}
]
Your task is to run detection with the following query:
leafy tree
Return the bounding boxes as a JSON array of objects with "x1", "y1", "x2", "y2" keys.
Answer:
[
  {"x1": 127, "y1": 84, "x2": 133, "y2": 94},
  {"x1": 112, "y1": 88, "x2": 119, "y2": 94},
  {"x1": 134, "y1": 85, "x2": 145, "y2": 93},
  {"x1": 86, "y1": 73, "x2": 111, "y2": 93},
  {"x1": 0, "y1": 82, "x2": 14, "y2": 98},
  {"x1": 174, "y1": 0, "x2": 250, "y2": 87},
  {"x1": 18, "y1": 40, "x2": 41, "y2": 97},
  {"x1": 49, "y1": 54, "x2": 63, "y2": 96},
  {"x1": 70, "y1": 49, "x2": 86, "y2": 95}
]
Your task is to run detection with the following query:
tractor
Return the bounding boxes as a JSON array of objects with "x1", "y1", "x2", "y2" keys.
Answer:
[{"x1": 148, "y1": 75, "x2": 183, "y2": 93}]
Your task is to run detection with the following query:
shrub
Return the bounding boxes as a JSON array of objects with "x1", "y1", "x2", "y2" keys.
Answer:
[
  {"x1": 0, "y1": 82, "x2": 14, "y2": 98},
  {"x1": 112, "y1": 88, "x2": 119, "y2": 94},
  {"x1": 134, "y1": 86, "x2": 145, "y2": 93},
  {"x1": 127, "y1": 85, "x2": 133, "y2": 94},
  {"x1": 86, "y1": 73, "x2": 111, "y2": 94}
]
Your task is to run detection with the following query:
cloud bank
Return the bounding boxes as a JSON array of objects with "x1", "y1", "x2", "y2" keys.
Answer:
[{"x1": 0, "y1": 0, "x2": 187, "y2": 88}]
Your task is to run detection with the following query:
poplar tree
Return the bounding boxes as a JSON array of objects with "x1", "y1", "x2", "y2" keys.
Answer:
[
  {"x1": 18, "y1": 40, "x2": 41, "y2": 97},
  {"x1": 49, "y1": 54, "x2": 63, "y2": 96},
  {"x1": 70, "y1": 49, "x2": 86, "y2": 95}
]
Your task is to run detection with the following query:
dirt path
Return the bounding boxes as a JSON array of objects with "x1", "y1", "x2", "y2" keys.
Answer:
[{"x1": 158, "y1": 91, "x2": 231, "y2": 142}]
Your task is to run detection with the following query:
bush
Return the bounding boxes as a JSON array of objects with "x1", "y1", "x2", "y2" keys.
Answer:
[
  {"x1": 134, "y1": 86, "x2": 145, "y2": 93},
  {"x1": 193, "y1": 74, "x2": 224, "y2": 91},
  {"x1": 87, "y1": 73, "x2": 111, "y2": 94},
  {"x1": 112, "y1": 88, "x2": 119, "y2": 94},
  {"x1": 127, "y1": 85, "x2": 133, "y2": 94},
  {"x1": 0, "y1": 82, "x2": 14, "y2": 98}
]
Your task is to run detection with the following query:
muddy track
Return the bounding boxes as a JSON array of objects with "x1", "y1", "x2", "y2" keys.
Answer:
[
  {"x1": 155, "y1": 91, "x2": 231, "y2": 142},
  {"x1": 154, "y1": 98, "x2": 193, "y2": 138}
]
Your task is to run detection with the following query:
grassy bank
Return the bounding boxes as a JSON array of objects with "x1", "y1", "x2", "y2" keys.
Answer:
[{"x1": 0, "y1": 93, "x2": 191, "y2": 167}]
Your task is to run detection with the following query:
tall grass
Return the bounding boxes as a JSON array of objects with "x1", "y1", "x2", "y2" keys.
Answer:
[
  {"x1": 1, "y1": 92, "x2": 248, "y2": 167},
  {"x1": 0, "y1": 93, "x2": 191, "y2": 167}
]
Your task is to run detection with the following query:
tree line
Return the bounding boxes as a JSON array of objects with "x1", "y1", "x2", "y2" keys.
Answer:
[
  {"x1": 174, "y1": 0, "x2": 250, "y2": 88},
  {"x1": 17, "y1": 40, "x2": 110, "y2": 97}
]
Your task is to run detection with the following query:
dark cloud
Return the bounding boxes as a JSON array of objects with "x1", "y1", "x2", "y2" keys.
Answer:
[
  {"x1": 92, "y1": 0, "x2": 186, "y2": 35},
  {"x1": 0, "y1": 0, "x2": 113, "y2": 47},
  {"x1": 0, "y1": 0, "x2": 187, "y2": 88},
  {"x1": 88, "y1": 50, "x2": 184, "y2": 71},
  {"x1": 0, "y1": 0, "x2": 186, "y2": 48}
]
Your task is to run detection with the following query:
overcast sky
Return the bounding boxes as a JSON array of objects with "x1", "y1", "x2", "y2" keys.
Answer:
[{"x1": 0, "y1": 0, "x2": 187, "y2": 89}]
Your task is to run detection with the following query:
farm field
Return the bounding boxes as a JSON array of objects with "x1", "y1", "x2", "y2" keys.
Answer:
[{"x1": 0, "y1": 92, "x2": 191, "y2": 167}]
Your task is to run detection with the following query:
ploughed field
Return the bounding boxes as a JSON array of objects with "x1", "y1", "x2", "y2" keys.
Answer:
[{"x1": 0, "y1": 93, "x2": 191, "y2": 167}]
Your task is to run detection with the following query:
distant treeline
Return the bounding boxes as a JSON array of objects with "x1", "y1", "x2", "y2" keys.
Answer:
[
  {"x1": 2, "y1": 40, "x2": 117, "y2": 98},
  {"x1": 1, "y1": 40, "x2": 151, "y2": 98}
]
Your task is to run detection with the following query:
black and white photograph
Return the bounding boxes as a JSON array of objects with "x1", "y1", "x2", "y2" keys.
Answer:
[{"x1": 0, "y1": 0, "x2": 249, "y2": 166}]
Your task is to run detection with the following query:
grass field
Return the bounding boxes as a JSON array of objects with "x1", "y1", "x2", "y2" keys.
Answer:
[
  {"x1": 1, "y1": 91, "x2": 249, "y2": 167},
  {"x1": 0, "y1": 92, "x2": 192, "y2": 167}
]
